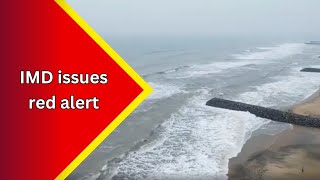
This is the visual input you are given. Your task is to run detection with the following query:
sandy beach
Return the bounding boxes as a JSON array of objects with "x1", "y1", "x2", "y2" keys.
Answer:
[
  {"x1": 292, "y1": 90, "x2": 320, "y2": 118},
  {"x1": 229, "y1": 90, "x2": 320, "y2": 180}
]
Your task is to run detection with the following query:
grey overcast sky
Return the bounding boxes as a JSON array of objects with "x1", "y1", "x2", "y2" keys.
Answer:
[{"x1": 67, "y1": 0, "x2": 320, "y2": 36}]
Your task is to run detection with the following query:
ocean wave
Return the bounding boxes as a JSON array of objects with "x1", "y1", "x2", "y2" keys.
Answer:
[
  {"x1": 108, "y1": 66, "x2": 320, "y2": 180},
  {"x1": 233, "y1": 43, "x2": 305, "y2": 60},
  {"x1": 170, "y1": 60, "x2": 261, "y2": 79},
  {"x1": 110, "y1": 89, "x2": 268, "y2": 180},
  {"x1": 88, "y1": 42, "x2": 319, "y2": 180},
  {"x1": 147, "y1": 82, "x2": 186, "y2": 100},
  {"x1": 143, "y1": 59, "x2": 262, "y2": 80},
  {"x1": 142, "y1": 65, "x2": 190, "y2": 78},
  {"x1": 236, "y1": 68, "x2": 320, "y2": 107}
]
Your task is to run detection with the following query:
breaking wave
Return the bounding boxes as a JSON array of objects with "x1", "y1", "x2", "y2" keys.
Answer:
[{"x1": 233, "y1": 43, "x2": 305, "y2": 60}]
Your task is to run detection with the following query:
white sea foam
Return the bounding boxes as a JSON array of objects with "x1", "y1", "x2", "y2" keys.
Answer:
[
  {"x1": 147, "y1": 82, "x2": 185, "y2": 100},
  {"x1": 111, "y1": 66, "x2": 320, "y2": 180},
  {"x1": 237, "y1": 69, "x2": 320, "y2": 107},
  {"x1": 99, "y1": 43, "x2": 319, "y2": 180},
  {"x1": 233, "y1": 43, "x2": 305, "y2": 60},
  {"x1": 112, "y1": 90, "x2": 268, "y2": 180}
]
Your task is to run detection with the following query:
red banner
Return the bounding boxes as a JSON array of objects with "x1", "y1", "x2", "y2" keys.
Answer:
[{"x1": 2, "y1": 0, "x2": 151, "y2": 179}]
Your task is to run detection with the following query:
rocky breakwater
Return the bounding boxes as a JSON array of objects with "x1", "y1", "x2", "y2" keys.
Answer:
[
  {"x1": 206, "y1": 98, "x2": 320, "y2": 128},
  {"x1": 301, "y1": 68, "x2": 320, "y2": 73}
]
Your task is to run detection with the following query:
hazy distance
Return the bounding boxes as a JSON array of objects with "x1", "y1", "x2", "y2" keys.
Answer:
[{"x1": 67, "y1": 0, "x2": 320, "y2": 38}]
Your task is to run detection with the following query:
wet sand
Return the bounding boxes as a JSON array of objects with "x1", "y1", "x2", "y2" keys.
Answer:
[
  {"x1": 291, "y1": 90, "x2": 320, "y2": 118},
  {"x1": 228, "y1": 90, "x2": 320, "y2": 180}
]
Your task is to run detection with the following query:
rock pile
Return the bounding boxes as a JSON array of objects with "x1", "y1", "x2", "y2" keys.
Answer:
[{"x1": 206, "y1": 98, "x2": 320, "y2": 128}]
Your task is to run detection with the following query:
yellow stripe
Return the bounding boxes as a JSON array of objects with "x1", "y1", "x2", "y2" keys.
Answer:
[{"x1": 54, "y1": 0, "x2": 152, "y2": 179}]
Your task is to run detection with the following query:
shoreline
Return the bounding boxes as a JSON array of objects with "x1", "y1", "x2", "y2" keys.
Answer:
[
  {"x1": 291, "y1": 89, "x2": 320, "y2": 118},
  {"x1": 228, "y1": 89, "x2": 320, "y2": 180}
]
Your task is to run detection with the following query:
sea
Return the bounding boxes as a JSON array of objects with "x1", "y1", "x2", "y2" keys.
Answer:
[{"x1": 69, "y1": 35, "x2": 320, "y2": 180}]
